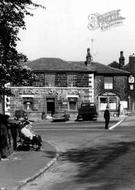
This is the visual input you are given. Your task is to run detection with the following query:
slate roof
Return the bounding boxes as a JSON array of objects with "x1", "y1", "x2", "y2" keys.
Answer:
[
  {"x1": 26, "y1": 57, "x2": 130, "y2": 76},
  {"x1": 26, "y1": 58, "x2": 93, "y2": 73},
  {"x1": 71, "y1": 61, "x2": 130, "y2": 76}
]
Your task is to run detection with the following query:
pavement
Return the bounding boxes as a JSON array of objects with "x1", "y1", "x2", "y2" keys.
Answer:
[
  {"x1": 0, "y1": 141, "x2": 58, "y2": 190},
  {"x1": 0, "y1": 113, "x2": 132, "y2": 190}
]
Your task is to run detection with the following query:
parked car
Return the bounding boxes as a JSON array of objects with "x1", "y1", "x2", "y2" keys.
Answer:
[
  {"x1": 52, "y1": 111, "x2": 70, "y2": 122},
  {"x1": 76, "y1": 102, "x2": 98, "y2": 121}
]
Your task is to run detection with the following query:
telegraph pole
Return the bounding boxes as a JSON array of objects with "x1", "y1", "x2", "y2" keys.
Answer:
[{"x1": 91, "y1": 38, "x2": 94, "y2": 61}]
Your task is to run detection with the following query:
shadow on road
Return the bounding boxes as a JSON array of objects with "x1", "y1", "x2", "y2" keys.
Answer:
[
  {"x1": 41, "y1": 150, "x2": 57, "y2": 159},
  {"x1": 59, "y1": 141, "x2": 135, "y2": 189}
]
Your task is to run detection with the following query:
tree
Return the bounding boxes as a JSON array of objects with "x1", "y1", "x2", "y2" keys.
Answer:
[
  {"x1": 108, "y1": 61, "x2": 119, "y2": 69},
  {"x1": 0, "y1": 0, "x2": 45, "y2": 113}
]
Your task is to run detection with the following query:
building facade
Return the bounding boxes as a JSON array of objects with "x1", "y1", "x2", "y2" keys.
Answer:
[
  {"x1": 73, "y1": 60, "x2": 130, "y2": 117},
  {"x1": 7, "y1": 58, "x2": 94, "y2": 120},
  {"x1": 5, "y1": 55, "x2": 130, "y2": 120},
  {"x1": 95, "y1": 75, "x2": 128, "y2": 117},
  {"x1": 124, "y1": 54, "x2": 135, "y2": 111}
]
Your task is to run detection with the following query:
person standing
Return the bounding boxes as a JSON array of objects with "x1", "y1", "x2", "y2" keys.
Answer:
[
  {"x1": 117, "y1": 103, "x2": 120, "y2": 117},
  {"x1": 104, "y1": 106, "x2": 110, "y2": 129}
]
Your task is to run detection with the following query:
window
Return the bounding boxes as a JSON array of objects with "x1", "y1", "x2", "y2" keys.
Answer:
[
  {"x1": 99, "y1": 95, "x2": 117, "y2": 111},
  {"x1": 129, "y1": 75, "x2": 134, "y2": 83},
  {"x1": 100, "y1": 97, "x2": 108, "y2": 110},
  {"x1": 23, "y1": 97, "x2": 34, "y2": 111},
  {"x1": 130, "y1": 85, "x2": 134, "y2": 90},
  {"x1": 77, "y1": 74, "x2": 89, "y2": 87},
  {"x1": 32, "y1": 73, "x2": 45, "y2": 87},
  {"x1": 55, "y1": 73, "x2": 67, "y2": 87},
  {"x1": 45, "y1": 74, "x2": 55, "y2": 87},
  {"x1": 69, "y1": 102, "x2": 77, "y2": 110},
  {"x1": 109, "y1": 96, "x2": 117, "y2": 110},
  {"x1": 68, "y1": 97, "x2": 78, "y2": 111},
  {"x1": 104, "y1": 77, "x2": 113, "y2": 89},
  {"x1": 67, "y1": 74, "x2": 77, "y2": 87}
]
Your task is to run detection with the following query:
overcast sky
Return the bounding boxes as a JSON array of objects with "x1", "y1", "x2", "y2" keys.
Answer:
[{"x1": 17, "y1": 0, "x2": 135, "y2": 65}]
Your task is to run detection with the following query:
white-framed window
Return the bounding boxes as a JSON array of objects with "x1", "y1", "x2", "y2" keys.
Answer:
[
  {"x1": 99, "y1": 95, "x2": 117, "y2": 111},
  {"x1": 23, "y1": 97, "x2": 34, "y2": 111},
  {"x1": 21, "y1": 95, "x2": 34, "y2": 111},
  {"x1": 68, "y1": 97, "x2": 78, "y2": 111},
  {"x1": 99, "y1": 97, "x2": 108, "y2": 110},
  {"x1": 67, "y1": 96, "x2": 78, "y2": 111},
  {"x1": 104, "y1": 77, "x2": 113, "y2": 89}
]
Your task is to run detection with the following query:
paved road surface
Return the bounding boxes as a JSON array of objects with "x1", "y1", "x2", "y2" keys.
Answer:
[{"x1": 20, "y1": 119, "x2": 135, "y2": 190}]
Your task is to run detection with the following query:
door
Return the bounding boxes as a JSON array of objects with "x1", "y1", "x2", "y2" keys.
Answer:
[{"x1": 46, "y1": 98, "x2": 55, "y2": 115}]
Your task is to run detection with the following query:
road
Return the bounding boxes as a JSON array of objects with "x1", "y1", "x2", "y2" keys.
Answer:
[{"x1": 20, "y1": 118, "x2": 135, "y2": 190}]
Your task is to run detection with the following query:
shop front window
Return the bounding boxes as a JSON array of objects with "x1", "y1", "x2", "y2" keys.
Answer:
[
  {"x1": 23, "y1": 97, "x2": 33, "y2": 111},
  {"x1": 99, "y1": 95, "x2": 117, "y2": 111},
  {"x1": 100, "y1": 97, "x2": 108, "y2": 110},
  {"x1": 69, "y1": 102, "x2": 76, "y2": 110},
  {"x1": 68, "y1": 97, "x2": 78, "y2": 111},
  {"x1": 109, "y1": 96, "x2": 117, "y2": 110}
]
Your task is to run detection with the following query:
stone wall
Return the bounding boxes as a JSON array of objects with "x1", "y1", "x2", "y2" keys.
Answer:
[
  {"x1": 94, "y1": 75, "x2": 128, "y2": 101},
  {"x1": 9, "y1": 87, "x2": 93, "y2": 121},
  {"x1": 94, "y1": 75, "x2": 128, "y2": 117}
]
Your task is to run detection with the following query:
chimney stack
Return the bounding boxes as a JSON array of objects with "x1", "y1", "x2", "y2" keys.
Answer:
[
  {"x1": 119, "y1": 51, "x2": 125, "y2": 69},
  {"x1": 85, "y1": 48, "x2": 92, "y2": 66},
  {"x1": 129, "y1": 54, "x2": 135, "y2": 72}
]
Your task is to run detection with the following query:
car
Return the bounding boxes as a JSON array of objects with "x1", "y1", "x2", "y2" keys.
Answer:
[
  {"x1": 76, "y1": 102, "x2": 98, "y2": 121},
  {"x1": 52, "y1": 111, "x2": 70, "y2": 122}
]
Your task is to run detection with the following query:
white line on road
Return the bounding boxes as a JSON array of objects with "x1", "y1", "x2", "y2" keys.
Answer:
[{"x1": 109, "y1": 118, "x2": 125, "y2": 130}]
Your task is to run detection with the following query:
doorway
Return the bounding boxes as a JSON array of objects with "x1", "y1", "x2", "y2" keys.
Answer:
[{"x1": 46, "y1": 98, "x2": 55, "y2": 115}]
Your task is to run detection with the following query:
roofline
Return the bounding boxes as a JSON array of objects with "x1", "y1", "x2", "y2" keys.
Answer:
[
  {"x1": 95, "y1": 72, "x2": 130, "y2": 76},
  {"x1": 32, "y1": 70, "x2": 129, "y2": 75},
  {"x1": 33, "y1": 70, "x2": 95, "y2": 74}
]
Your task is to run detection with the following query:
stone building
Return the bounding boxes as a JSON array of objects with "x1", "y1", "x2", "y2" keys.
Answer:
[
  {"x1": 8, "y1": 58, "x2": 95, "y2": 120},
  {"x1": 72, "y1": 60, "x2": 130, "y2": 117},
  {"x1": 5, "y1": 52, "x2": 130, "y2": 120}
]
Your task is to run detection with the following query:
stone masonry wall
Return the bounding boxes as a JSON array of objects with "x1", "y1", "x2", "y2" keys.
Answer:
[
  {"x1": 94, "y1": 75, "x2": 128, "y2": 101},
  {"x1": 9, "y1": 87, "x2": 92, "y2": 121}
]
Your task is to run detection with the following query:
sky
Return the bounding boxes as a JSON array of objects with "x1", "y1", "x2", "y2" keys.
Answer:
[{"x1": 17, "y1": 0, "x2": 135, "y2": 65}]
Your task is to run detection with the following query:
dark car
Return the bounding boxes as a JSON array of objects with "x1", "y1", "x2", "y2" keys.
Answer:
[
  {"x1": 76, "y1": 102, "x2": 98, "y2": 121},
  {"x1": 52, "y1": 111, "x2": 70, "y2": 122}
]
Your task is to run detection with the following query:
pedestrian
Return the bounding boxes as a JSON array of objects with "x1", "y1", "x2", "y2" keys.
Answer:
[
  {"x1": 104, "y1": 106, "x2": 110, "y2": 130},
  {"x1": 117, "y1": 103, "x2": 120, "y2": 117}
]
